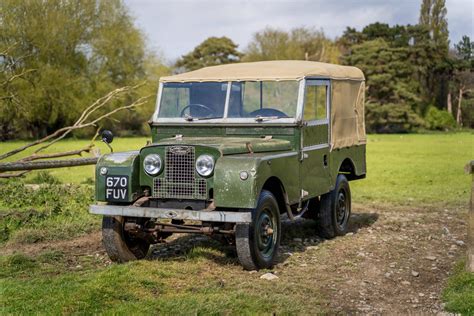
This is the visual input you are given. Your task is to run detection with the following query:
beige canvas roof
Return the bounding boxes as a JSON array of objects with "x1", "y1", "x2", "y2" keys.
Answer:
[{"x1": 160, "y1": 60, "x2": 364, "y2": 82}]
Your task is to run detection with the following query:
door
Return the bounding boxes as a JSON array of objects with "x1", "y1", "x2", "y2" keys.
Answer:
[{"x1": 300, "y1": 79, "x2": 331, "y2": 198}]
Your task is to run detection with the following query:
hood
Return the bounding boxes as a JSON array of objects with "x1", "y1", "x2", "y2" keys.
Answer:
[{"x1": 150, "y1": 136, "x2": 292, "y2": 155}]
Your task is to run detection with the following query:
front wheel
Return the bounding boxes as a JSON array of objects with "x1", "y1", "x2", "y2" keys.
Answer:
[
  {"x1": 316, "y1": 174, "x2": 351, "y2": 239},
  {"x1": 235, "y1": 190, "x2": 281, "y2": 270},
  {"x1": 102, "y1": 216, "x2": 150, "y2": 263}
]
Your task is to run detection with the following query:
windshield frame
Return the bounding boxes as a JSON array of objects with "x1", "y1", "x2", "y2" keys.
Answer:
[{"x1": 151, "y1": 80, "x2": 305, "y2": 124}]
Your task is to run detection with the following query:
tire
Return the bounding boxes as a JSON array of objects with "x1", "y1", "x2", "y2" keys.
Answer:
[
  {"x1": 316, "y1": 174, "x2": 351, "y2": 239},
  {"x1": 102, "y1": 216, "x2": 150, "y2": 263},
  {"x1": 235, "y1": 190, "x2": 281, "y2": 270}
]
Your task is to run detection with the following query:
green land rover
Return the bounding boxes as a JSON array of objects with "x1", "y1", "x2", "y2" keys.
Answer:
[{"x1": 90, "y1": 60, "x2": 367, "y2": 270}]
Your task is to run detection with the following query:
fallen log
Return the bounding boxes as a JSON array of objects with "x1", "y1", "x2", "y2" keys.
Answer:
[{"x1": 0, "y1": 157, "x2": 99, "y2": 172}]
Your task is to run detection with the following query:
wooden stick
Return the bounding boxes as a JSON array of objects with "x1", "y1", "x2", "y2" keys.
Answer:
[
  {"x1": 0, "y1": 171, "x2": 30, "y2": 178},
  {"x1": 0, "y1": 157, "x2": 99, "y2": 172},
  {"x1": 19, "y1": 145, "x2": 94, "y2": 162}
]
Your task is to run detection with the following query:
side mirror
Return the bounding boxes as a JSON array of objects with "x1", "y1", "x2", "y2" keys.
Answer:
[
  {"x1": 101, "y1": 130, "x2": 114, "y2": 153},
  {"x1": 101, "y1": 130, "x2": 114, "y2": 144}
]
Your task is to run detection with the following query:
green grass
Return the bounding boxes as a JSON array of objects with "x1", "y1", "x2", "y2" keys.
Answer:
[
  {"x1": 351, "y1": 132, "x2": 472, "y2": 206},
  {"x1": 0, "y1": 249, "x2": 324, "y2": 314},
  {"x1": 0, "y1": 181, "x2": 97, "y2": 244},
  {"x1": 442, "y1": 261, "x2": 474, "y2": 314},
  {"x1": 0, "y1": 132, "x2": 472, "y2": 313}
]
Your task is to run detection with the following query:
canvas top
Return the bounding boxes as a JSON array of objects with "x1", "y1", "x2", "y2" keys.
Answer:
[{"x1": 160, "y1": 60, "x2": 365, "y2": 82}]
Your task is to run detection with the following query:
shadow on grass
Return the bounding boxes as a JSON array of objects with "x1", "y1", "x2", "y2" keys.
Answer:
[{"x1": 146, "y1": 211, "x2": 379, "y2": 268}]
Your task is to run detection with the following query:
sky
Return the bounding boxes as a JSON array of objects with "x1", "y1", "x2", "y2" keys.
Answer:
[{"x1": 124, "y1": 0, "x2": 474, "y2": 62}]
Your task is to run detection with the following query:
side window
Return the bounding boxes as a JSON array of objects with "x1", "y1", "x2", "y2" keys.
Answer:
[{"x1": 304, "y1": 84, "x2": 328, "y2": 122}]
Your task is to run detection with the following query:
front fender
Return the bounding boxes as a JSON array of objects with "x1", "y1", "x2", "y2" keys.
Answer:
[
  {"x1": 214, "y1": 152, "x2": 300, "y2": 209},
  {"x1": 95, "y1": 151, "x2": 141, "y2": 202},
  {"x1": 214, "y1": 156, "x2": 259, "y2": 209}
]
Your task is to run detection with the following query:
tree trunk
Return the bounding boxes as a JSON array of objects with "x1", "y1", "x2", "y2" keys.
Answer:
[
  {"x1": 447, "y1": 91, "x2": 452, "y2": 114},
  {"x1": 0, "y1": 157, "x2": 98, "y2": 172},
  {"x1": 456, "y1": 86, "x2": 464, "y2": 125}
]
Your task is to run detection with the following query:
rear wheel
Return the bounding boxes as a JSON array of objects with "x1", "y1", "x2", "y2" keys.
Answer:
[
  {"x1": 235, "y1": 190, "x2": 281, "y2": 270},
  {"x1": 102, "y1": 216, "x2": 150, "y2": 262},
  {"x1": 316, "y1": 174, "x2": 351, "y2": 239}
]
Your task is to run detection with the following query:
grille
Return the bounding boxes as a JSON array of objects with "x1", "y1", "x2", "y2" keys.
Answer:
[{"x1": 153, "y1": 146, "x2": 207, "y2": 200}]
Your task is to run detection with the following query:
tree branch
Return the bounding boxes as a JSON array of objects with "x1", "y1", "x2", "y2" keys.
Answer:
[{"x1": 0, "y1": 85, "x2": 149, "y2": 161}]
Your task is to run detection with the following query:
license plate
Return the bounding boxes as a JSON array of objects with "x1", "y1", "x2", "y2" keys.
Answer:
[{"x1": 105, "y1": 176, "x2": 128, "y2": 201}]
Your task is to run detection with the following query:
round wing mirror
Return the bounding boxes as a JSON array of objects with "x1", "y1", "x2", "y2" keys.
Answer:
[{"x1": 101, "y1": 130, "x2": 114, "y2": 144}]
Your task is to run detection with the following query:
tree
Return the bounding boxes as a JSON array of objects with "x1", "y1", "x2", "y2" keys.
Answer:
[
  {"x1": 243, "y1": 27, "x2": 340, "y2": 63},
  {"x1": 0, "y1": 0, "x2": 168, "y2": 140},
  {"x1": 455, "y1": 36, "x2": 474, "y2": 61},
  {"x1": 418, "y1": 0, "x2": 450, "y2": 109},
  {"x1": 175, "y1": 37, "x2": 242, "y2": 71},
  {"x1": 419, "y1": 0, "x2": 449, "y2": 52},
  {"x1": 451, "y1": 36, "x2": 474, "y2": 127},
  {"x1": 343, "y1": 38, "x2": 424, "y2": 132}
]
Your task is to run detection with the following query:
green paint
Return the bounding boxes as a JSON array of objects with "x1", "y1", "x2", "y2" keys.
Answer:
[{"x1": 95, "y1": 123, "x2": 365, "y2": 209}]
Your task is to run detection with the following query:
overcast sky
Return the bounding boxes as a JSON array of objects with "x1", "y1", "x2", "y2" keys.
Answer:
[{"x1": 124, "y1": 0, "x2": 473, "y2": 63}]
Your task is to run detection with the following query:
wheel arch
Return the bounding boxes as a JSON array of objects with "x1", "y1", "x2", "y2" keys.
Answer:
[
  {"x1": 260, "y1": 176, "x2": 288, "y2": 215},
  {"x1": 338, "y1": 157, "x2": 358, "y2": 180}
]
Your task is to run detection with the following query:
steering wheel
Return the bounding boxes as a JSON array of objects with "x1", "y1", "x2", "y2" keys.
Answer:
[
  {"x1": 180, "y1": 104, "x2": 214, "y2": 117},
  {"x1": 249, "y1": 108, "x2": 289, "y2": 118}
]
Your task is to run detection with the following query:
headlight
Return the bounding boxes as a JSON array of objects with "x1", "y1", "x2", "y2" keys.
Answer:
[
  {"x1": 143, "y1": 154, "x2": 162, "y2": 175},
  {"x1": 196, "y1": 154, "x2": 214, "y2": 177}
]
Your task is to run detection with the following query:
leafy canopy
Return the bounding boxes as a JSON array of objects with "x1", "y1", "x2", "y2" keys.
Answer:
[
  {"x1": 175, "y1": 37, "x2": 242, "y2": 71},
  {"x1": 0, "y1": 0, "x2": 168, "y2": 139}
]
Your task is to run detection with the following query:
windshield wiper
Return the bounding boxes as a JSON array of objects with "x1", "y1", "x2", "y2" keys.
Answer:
[
  {"x1": 196, "y1": 116, "x2": 223, "y2": 121},
  {"x1": 254, "y1": 115, "x2": 282, "y2": 122},
  {"x1": 184, "y1": 114, "x2": 222, "y2": 121}
]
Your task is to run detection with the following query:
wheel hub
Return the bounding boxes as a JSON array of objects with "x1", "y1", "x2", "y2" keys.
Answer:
[
  {"x1": 336, "y1": 190, "x2": 348, "y2": 227},
  {"x1": 256, "y1": 210, "x2": 276, "y2": 257}
]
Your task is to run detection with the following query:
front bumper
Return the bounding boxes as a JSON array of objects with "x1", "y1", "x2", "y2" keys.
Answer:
[{"x1": 89, "y1": 204, "x2": 252, "y2": 223}]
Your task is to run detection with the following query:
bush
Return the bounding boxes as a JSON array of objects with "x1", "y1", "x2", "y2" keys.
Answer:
[
  {"x1": 365, "y1": 102, "x2": 425, "y2": 133},
  {"x1": 0, "y1": 180, "x2": 97, "y2": 243},
  {"x1": 425, "y1": 106, "x2": 457, "y2": 130},
  {"x1": 30, "y1": 171, "x2": 61, "y2": 185}
]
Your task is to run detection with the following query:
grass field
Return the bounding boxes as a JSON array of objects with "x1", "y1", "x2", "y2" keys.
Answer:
[{"x1": 0, "y1": 132, "x2": 472, "y2": 314}]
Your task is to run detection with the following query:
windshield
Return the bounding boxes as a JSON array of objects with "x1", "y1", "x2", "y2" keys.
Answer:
[
  {"x1": 158, "y1": 82, "x2": 228, "y2": 119},
  {"x1": 156, "y1": 80, "x2": 299, "y2": 120},
  {"x1": 228, "y1": 81, "x2": 299, "y2": 118}
]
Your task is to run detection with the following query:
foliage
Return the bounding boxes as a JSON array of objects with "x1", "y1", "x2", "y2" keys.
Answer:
[
  {"x1": 339, "y1": 0, "x2": 457, "y2": 131},
  {"x1": 455, "y1": 35, "x2": 474, "y2": 61},
  {"x1": 442, "y1": 261, "x2": 474, "y2": 314},
  {"x1": 450, "y1": 36, "x2": 474, "y2": 128},
  {"x1": 30, "y1": 171, "x2": 62, "y2": 185},
  {"x1": 419, "y1": 0, "x2": 449, "y2": 53},
  {"x1": 243, "y1": 27, "x2": 340, "y2": 63},
  {"x1": 343, "y1": 38, "x2": 421, "y2": 106},
  {"x1": 0, "y1": 0, "x2": 168, "y2": 140},
  {"x1": 365, "y1": 102, "x2": 425, "y2": 133},
  {"x1": 175, "y1": 37, "x2": 242, "y2": 71},
  {"x1": 424, "y1": 106, "x2": 456, "y2": 130},
  {"x1": 0, "y1": 180, "x2": 97, "y2": 243}
]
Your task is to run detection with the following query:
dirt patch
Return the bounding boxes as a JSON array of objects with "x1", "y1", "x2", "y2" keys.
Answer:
[
  {"x1": 1, "y1": 202, "x2": 468, "y2": 313},
  {"x1": 275, "y1": 203, "x2": 468, "y2": 314},
  {"x1": 2, "y1": 231, "x2": 104, "y2": 257}
]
